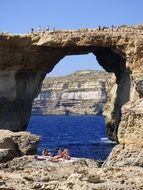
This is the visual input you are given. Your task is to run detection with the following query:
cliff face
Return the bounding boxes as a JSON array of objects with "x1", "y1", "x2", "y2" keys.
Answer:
[
  {"x1": 32, "y1": 70, "x2": 111, "y2": 115},
  {"x1": 0, "y1": 25, "x2": 143, "y2": 166}
]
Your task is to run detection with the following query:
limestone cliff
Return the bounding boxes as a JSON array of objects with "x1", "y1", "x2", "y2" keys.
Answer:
[
  {"x1": 0, "y1": 25, "x2": 143, "y2": 166},
  {"x1": 32, "y1": 70, "x2": 112, "y2": 115}
]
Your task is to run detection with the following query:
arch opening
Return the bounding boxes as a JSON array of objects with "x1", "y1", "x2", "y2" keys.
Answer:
[
  {"x1": 47, "y1": 53, "x2": 103, "y2": 77},
  {"x1": 30, "y1": 53, "x2": 116, "y2": 160},
  {"x1": 32, "y1": 53, "x2": 109, "y2": 116},
  {"x1": 31, "y1": 46, "x2": 129, "y2": 142},
  {"x1": 29, "y1": 48, "x2": 130, "y2": 160}
]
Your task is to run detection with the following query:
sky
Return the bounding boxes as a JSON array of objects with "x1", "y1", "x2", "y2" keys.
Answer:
[{"x1": 0, "y1": 0, "x2": 143, "y2": 76}]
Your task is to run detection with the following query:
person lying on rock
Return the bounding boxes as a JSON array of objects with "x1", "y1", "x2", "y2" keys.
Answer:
[
  {"x1": 52, "y1": 147, "x2": 63, "y2": 161},
  {"x1": 42, "y1": 148, "x2": 51, "y2": 157},
  {"x1": 52, "y1": 147, "x2": 71, "y2": 161},
  {"x1": 62, "y1": 148, "x2": 71, "y2": 160}
]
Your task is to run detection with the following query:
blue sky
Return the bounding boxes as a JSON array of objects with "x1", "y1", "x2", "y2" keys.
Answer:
[{"x1": 0, "y1": 0, "x2": 143, "y2": 76}]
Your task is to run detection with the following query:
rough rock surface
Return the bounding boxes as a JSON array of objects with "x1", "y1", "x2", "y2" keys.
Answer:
[
  {"x1": 0, "y1": 25, "x2": 143, "y2": 167},
  {"x1": 103, "y1": 144, "x2": 143, "y2": 167},
  {"x1": 0, "y1": 156, "x2": 142, "y2": 190},
  {"x1": 0, "y1": 130, "x2": 40, "y2": 163},
  {"x1": 32, "y1": 70, "x2": 111, "y2": 115}
]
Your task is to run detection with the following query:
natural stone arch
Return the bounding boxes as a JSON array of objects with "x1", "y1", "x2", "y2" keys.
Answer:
[
  {"x1": 1, "y1": 44, "x2": 129, "y2": 143},
  {"x1": 0, "y1": 27, "x2": 142, "y2": 144},
  {"x1": 1, "y1": 24, "x2": 143, "y2": 170},
  {"x1": 1, "y1": 26, "x2": 143, "y2": 166}
]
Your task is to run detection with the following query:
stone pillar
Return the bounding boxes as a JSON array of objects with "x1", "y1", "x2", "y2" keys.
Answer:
[
  {"x1": 103, "y1": 71, "x2": 143, "y2": 167},
  {"x1": 0, "y1": 70, "x2": 46, "y2": 131},
  {"x1": 104, "y1": 70, "x2": 131, "y2": 141}
]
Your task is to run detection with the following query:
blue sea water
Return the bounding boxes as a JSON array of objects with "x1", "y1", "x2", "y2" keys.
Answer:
[{"x1": 27, "y1": 115, "x2": 116, "y2": 160}]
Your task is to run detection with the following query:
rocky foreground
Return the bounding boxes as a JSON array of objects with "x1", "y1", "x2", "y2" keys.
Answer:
[
  {"x1": 0, "y1": 156, "x2": 143, "y2": 190},
  {"x1": 0, "y1": 130, "x2": 142, "y2": 190}
]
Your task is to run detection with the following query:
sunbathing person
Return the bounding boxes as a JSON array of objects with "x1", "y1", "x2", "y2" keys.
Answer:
[
  {"x1": 62, "y1": 148, "x2": 71, "y2": 160},
  {"x1": 52, "y1": 147, "x2": 71, "y2": 161},
  {"x1": 52, "y1": 147, "x2": 63, "y2": 161},
  {"x1": 36, "y1": 148, "x2": 52, "y2": 160},
  {"x1": 42, "y1": 148, "x2": 51, "y2": 157}
]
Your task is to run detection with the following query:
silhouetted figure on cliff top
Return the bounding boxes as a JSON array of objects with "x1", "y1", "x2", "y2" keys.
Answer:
[
  {"x1": 111, "y1": 25, "x2": 114, "y2": 31},
  {"x1": 46, "y1": 25, "x2": 50, "y2": 31}
]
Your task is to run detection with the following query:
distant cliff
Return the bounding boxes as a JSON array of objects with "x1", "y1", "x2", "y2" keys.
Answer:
[{"x1": 32, "y1": 70, "x2": 112, "y2": 115}]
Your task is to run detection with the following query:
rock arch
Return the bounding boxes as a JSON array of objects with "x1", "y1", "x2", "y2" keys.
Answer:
[{"x1": 0, "y1": 26, "x2": 143, "y2": 165}]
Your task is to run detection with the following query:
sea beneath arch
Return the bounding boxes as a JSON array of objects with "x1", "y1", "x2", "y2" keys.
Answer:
[{"x1": 27, "y1": 115, "x2": 116, "y2": 160}]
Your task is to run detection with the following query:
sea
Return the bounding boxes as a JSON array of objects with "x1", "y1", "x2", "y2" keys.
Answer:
[{"x1": 27, "y1": 115, "x2": 116, "y2": 161}]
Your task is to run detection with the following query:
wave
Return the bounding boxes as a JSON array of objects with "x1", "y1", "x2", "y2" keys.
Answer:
[{"x1": 100, "y1": 137, "x2": 116, "y2": 144}]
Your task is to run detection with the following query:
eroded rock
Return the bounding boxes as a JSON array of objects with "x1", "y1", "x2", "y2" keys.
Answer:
[
  {"x1": 0, "y1": 130, "x2": 40, "y2": 162},
  {"x1": 0, "y1": 156, "x2": 142, "y2": 190}
]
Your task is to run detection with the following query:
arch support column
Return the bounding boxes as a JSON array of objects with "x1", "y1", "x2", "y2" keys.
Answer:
[{"x1": 0, "y1": 70, "x2": 46, "y2": 131}]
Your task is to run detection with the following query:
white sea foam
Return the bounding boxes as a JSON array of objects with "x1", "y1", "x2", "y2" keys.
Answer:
[{"x1": 100, "y1": 137, "x2": 116, "y2": 144}]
